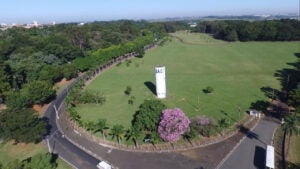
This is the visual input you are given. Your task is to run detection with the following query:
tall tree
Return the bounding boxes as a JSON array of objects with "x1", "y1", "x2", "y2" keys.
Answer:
[
  {"x1": 288, "y1": 88, "x2": 300, "y2": 110},
  {"x1": 22, "y1": 80, "x2": 56, "y2": 105},
  {"x1": 283, "y1": 115, "x2": 299, "y2": 137},
  {"x1": 66, "y1": 26, "x2": 89, "y2": 50},
  {"x1": 282, "y1": 114, "x2": 299, "y2": 160},
  {"x1": 5, "y1": 91, "x2": 30, "y2": 109},
  {"x1": 0, "y1": 62, "x2": 11, "y2": 102}
]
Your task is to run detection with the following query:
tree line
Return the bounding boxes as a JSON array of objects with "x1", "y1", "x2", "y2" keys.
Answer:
[
  {"x1": 0, "y1": 21, "x2": 170, "y2": 146},
  {"x1": 191, "y1": 19, "x2": 300, "y2": 41},
  {"x1": 0, "y1": 20, "x2": 173, "y2": 104}
]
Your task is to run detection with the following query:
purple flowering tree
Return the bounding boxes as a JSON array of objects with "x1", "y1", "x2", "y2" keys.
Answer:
[{"x1": 158, "y1": 108, "x2": 190, "y2": 142}]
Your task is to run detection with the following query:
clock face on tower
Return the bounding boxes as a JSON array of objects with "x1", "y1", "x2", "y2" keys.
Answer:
[{"x1": 155, "y1": 68, "x2": 163, "y2": 73}]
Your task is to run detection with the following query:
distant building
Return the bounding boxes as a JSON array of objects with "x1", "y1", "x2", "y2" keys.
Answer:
[
  {"x1": 188, "y1": 22, "x2": 197, "y2": 28},
  {"x1": 24, "y1": 21, "x2": 40, "y2": 29},
  {"x1": 78, "y1": 22, "x2": 85, "y2": 26}
]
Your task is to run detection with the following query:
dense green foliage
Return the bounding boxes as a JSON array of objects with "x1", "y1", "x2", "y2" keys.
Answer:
[
  {"x1": 132, "y1": 99, "x2": 166, "y2": 132},
  {"x1": 0, "y1": 108, "x2": 47, "y2": 143},
  {"x1": 23, "y1": 153, "x2": 57, "y2": 169},
  {"x1": 5, "y1": 80, "x2": 55, "y2": 109},
  {"x1": 0, "y1": 20, "x2": 171, "y2": 104},
  {"x1": 22, "y1": 80, "x2": 56, "y2": 105},
  {"x1": 0, "y1": 153, "x2": 58, "y2": 169},
  {"x1": 192, "y1": 19, "x2": 300, "y2": 41}
]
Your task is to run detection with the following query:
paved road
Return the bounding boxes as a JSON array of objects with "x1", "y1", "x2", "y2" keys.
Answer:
[
  {"x1": 44, "y1": 81, "x2": 100, "y2": 169},
  {"x1": 218, "y1": 118, "x2": 280, "y2": 169}
]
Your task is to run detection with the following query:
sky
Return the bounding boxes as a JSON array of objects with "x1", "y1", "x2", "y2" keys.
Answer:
[{"x1": 0, "y1": 0, "x2": 299, "y2": 24}]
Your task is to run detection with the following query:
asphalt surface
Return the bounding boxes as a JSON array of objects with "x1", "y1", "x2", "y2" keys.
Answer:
[
  {"x1": 43, "y1": 81, "x2": 100, "y2": 169},
  {"x1": 218, "y1": 118, "x2": 280, "y2": 169}
]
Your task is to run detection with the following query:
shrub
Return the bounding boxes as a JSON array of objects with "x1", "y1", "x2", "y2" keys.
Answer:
[
  {"x1": 124, "y1": 86, "x2": 132, "y2": 95},
  {"x1": 203, "y1": 86, "x2": 214, "y2": 93},
  {"x1": 191, "y1": 115, "x2": 217, "y2": 137},
  {"x1": 132, "y1": 99, "x2": 166, "y2": 132},
  {"x1": 77, "y1": 90, "x2": 106, "y2": 104},
  {"x1": 128, "y1": 96, "x2": 135, "y2": 105},
  {"x1": 126, "y1": 60, "x2": 132, "y2": 67}
]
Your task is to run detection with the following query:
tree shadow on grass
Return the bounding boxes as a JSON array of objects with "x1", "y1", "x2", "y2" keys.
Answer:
[
  {"x1": 260, "y1": 86, "x2": 282, "y2": 101},
  {"x1": 274, "y1": 53, "x2": 300, "y2": 100},
  {"x1": 250, "y1": 100, "x2": 270, "y2": 112},
  {"x1": 253, "y1": 146, "x2": 266, "y2": 169},
  {"x1": 144, "y1": 81, "x2": 156, "y2": 95},
  {"x1": 250, "y1": 98, "x2": 290, "y2": 119}
]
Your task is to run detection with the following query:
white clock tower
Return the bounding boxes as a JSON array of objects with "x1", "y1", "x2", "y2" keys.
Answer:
[{"x1": 155, "y1": 66, "x2": 166, "y2": 99}]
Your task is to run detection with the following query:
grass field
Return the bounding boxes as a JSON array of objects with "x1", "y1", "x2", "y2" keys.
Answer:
[
  {"x1": 76, "y1": 32, "x2": 299, "y2": 130},
  {"x1": 0, "y1": 141, "x2": 71, "y2": 169},
  {"x1": 170, "y1": 30, "x2": 227, "y2": 45}
]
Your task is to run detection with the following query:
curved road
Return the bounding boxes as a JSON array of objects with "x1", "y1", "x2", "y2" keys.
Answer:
[
  {"x1": 44, "y1": 82, "x2": 100, "y2": 169},
  {"x1": 43, "y1": 49, "x2": 280, "y2": 169},
  {"x1": 218, "y1": 117, "x2": 280, "y2": 169}
]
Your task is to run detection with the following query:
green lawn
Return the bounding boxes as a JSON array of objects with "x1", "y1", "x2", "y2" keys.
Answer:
[
  {"x1": 0, "y1": 141, "x2": 72, "y2": 169},
  {"x1": 76, "y1": 32, "x2": 299, "y2": 130},
  {"x1": 170, "y1": 30, "x2": 227, "y2": 45}
]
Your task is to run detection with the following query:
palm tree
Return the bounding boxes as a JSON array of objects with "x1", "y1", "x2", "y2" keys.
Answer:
[
  {"x1": 282, "y1": 114, "x2": 299, "y2": 165},
  {"x1": 125, "y1": 127, "x2": 141, "y2": 147},
  {"x1": 84, "y1": 121, "x2": 95, "y2": 134},
  {"x1": 282, "y1": 115, "x2": 299, "y2": 138},
  {"x1": 110, "y1": 124, "x2": 125, "y2": 144},
  {"x1": 94, "y1": 119, "x2": 109, "y2": 140}
]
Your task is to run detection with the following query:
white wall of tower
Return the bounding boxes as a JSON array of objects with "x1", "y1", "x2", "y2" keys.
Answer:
[{"x1": 155, "y1": 66, "x2": 166, "y2": 99}]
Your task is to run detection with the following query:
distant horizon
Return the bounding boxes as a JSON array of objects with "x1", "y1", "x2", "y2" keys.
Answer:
[
  {"x1": 1, "y1": 13, "x2": 299, "y2": 25},
  {"x1": 0, "y1": 0, "x2": 298, "y2": 24}
]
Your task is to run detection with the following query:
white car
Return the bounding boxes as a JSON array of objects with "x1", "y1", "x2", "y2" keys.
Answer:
[{"x1": 97, "y1": 161, "x2": 112, "y2": 169}]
